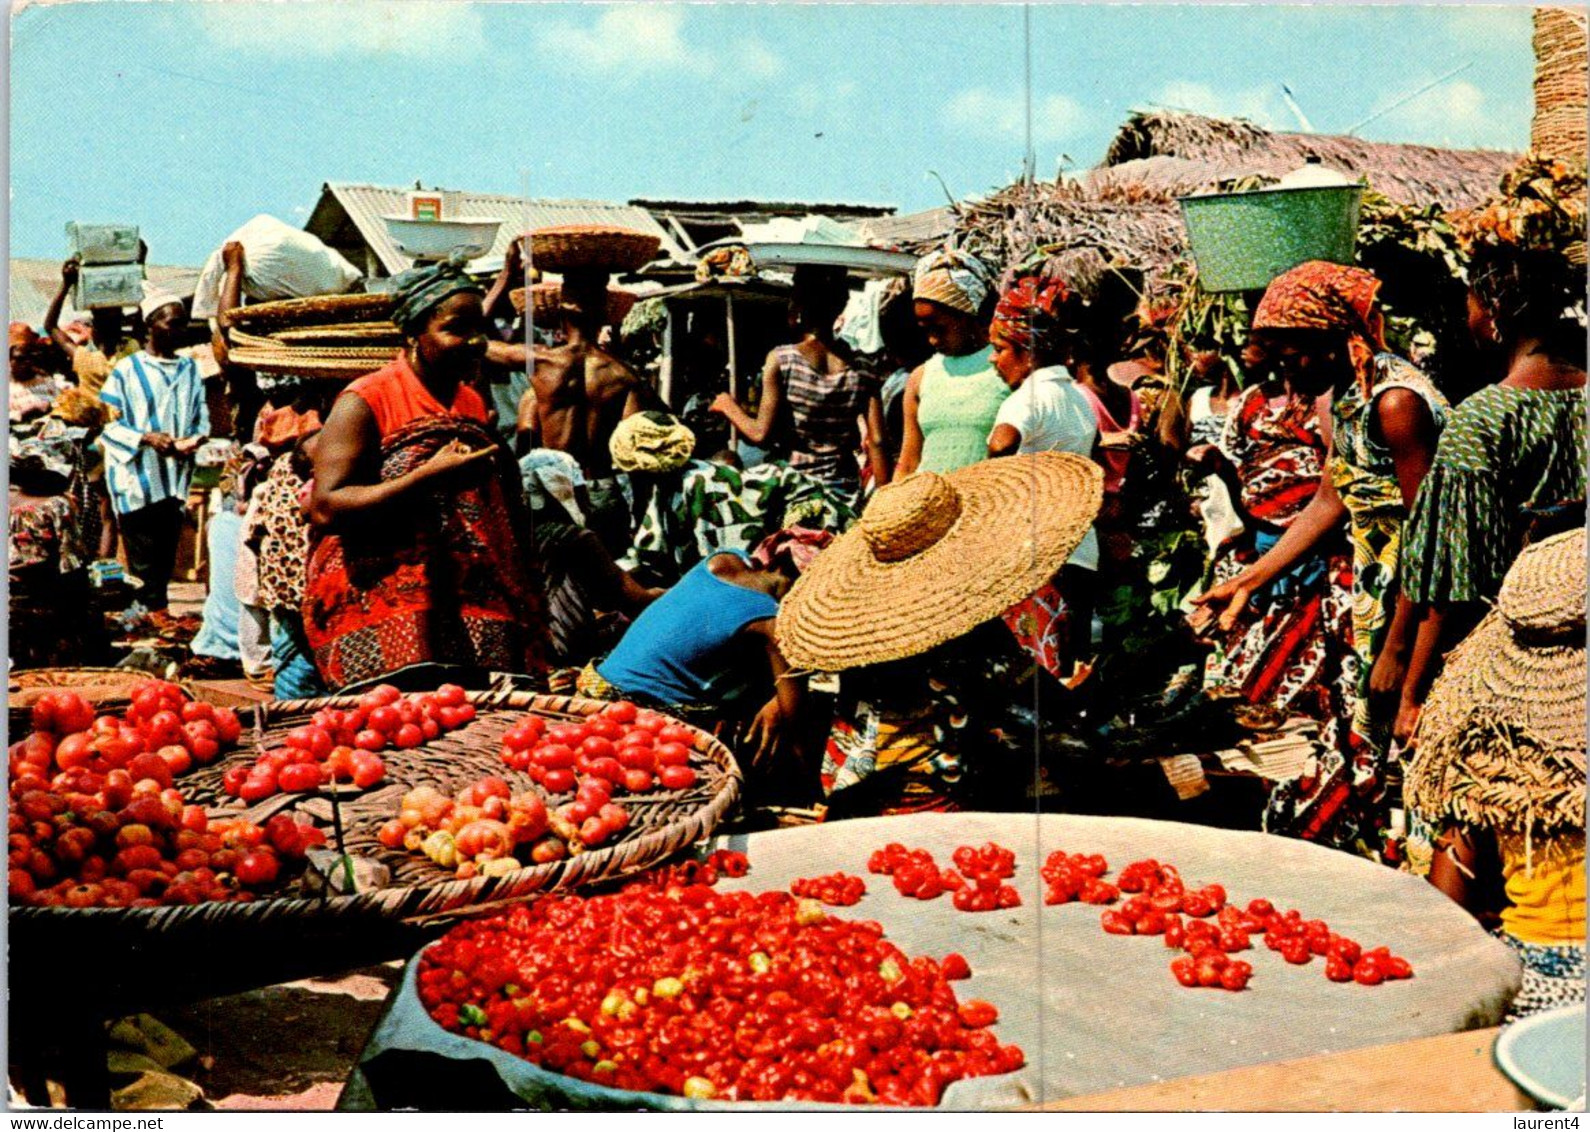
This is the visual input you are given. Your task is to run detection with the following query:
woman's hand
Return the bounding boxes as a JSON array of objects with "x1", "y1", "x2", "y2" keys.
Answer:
[
  {"x1": 61, "y1": 256, "x2": 81, "y2": 286},
  {"x1": 1368, "y1": 646, "x2": 1408, "y2": 719},
  {"x1": 415, "y1": 439, "x2": 497, "y2": 483},
  {"x1": 1188, "y1": 572, "x2": 1258, "y2": 634},
  {"x1": 221, "y1": 241, "x2": 246, "y2": 272},
  {"x1": 708, "y1": 392, "x2": 739, "y2": 418},
  {"x1": 1393, "y1": 699, "x2": 1422, "y2": 751},
  {"x1": 744, "y1": 697, "x2": 787, "y2": 765}
]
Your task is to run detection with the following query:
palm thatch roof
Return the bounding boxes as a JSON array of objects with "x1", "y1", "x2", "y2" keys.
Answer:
[
  {"x1": 938, "y1": 111, "x2": 1520, "y2": 292},
  {"x1": 1100, "y1": 111, "x2": 1516, "y2": 211}
]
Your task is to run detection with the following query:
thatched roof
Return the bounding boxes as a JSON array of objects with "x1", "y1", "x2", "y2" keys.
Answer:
[{"x1": 1100, "y1": 111, "x2": 1517, "y2": 211}]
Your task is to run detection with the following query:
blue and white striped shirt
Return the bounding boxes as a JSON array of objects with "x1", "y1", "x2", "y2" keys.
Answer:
[{"x1": 98, "y1": 352, "x2": 210, "y2": 515}]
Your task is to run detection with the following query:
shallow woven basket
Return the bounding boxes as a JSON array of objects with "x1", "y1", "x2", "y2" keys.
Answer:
[
  {"x1": 510, "y1": 283, "x2": 637, "y2": 325},
  {"x1": 1533, "y1": 8, "x2": 1589, "y2": 161},
  {"x1": 10, "y1": 690, "x2": 741, "y2": 1014},
  {"x1": 7, "y1": 667, "x2": 175, "y2": 739},
  {"x1": 220, "y1": 293, "x2": 395, "y2": 333},
  {"x1": 529, "y1": 225, "x2": 661, "y2": 274},
  {"x1": 274, "y1": 323, "x2": 404, "y2": 346}
]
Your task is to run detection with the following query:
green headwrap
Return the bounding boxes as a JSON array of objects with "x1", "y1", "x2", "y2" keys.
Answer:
[{"x1": 390, "y1": 254, "x2": 485, "y2": 336}]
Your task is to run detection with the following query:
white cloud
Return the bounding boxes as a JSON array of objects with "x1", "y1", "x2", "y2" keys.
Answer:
[
  {"x1": 1373, "y1": 79, "x2": 1496, "y2": 146},
  {"x1": 943, "y1": 89, "x2": 1086, "y2": 143},
  {"x1": 198, "y1": 1, "x2": 487, "y2": 60},
  {"x1": 737, "y1": 40, "x2": 784, "y2": 81},
  {"x1": 794, "y1": 80, "x2": 857, "y2": 115},
  {"x1": 537, "y1": 7, "x2": 710, "y2": 76},
  {"x1": 1152, "y1": 81, "x2": 1285, "y2": 129}
]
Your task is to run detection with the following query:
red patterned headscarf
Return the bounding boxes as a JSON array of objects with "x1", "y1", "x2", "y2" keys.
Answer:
[
  {"x1": 990, "y1": 275, "x2": 1075, "y2": 359},
  {"x1": 1252, "y1": 261, "x2": 1388, "y2": 396}
]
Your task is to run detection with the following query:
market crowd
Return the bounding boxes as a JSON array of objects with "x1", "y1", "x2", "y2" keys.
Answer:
[{"x1": 8, "y1": 179, "x2": 1585, "y2": 1020}]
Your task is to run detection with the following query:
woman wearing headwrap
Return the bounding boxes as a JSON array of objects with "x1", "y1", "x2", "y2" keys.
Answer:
[
  {"x1": 894, "y1": 248, "x2": 1007, "y2": 478},
  {"x1": 304, "y1": 257, "x2": 550, "y2": 689},
  {"x1": 1191, "y1": 261, "x2": 1446, "y2": 862},
  {"x1": 985, "y1": 274, "x2": 1100, "y2": 679}
]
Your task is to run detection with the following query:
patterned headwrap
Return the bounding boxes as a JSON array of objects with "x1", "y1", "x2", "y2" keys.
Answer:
[
  {"x1": 913, "y1": 248, "x2": 994, "y2": 316},
  {"x1": 1253, "y1": 261, "x2": 1387, "y2": 396},
  {"x1": 608, "y1": 410, "x2": 697, "y2": 474},
  {"x1": 750, "y1": 526, "x2": 834, "y2": 576},
  {"x1": 990, "y1": 275, "x2": 1075, "y2": 358},
  {"x1": 390, "y1": 255, "x2": 485, "y2": 336}
]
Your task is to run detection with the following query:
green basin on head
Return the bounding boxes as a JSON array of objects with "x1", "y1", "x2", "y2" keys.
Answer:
[{"x1": 1180, "y1": 184, "x2": 1364, "y2": 293}]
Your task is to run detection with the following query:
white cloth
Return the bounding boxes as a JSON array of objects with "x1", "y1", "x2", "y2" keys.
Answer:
[
  {"x1": 1189, "y1": 386, "x2": 1245, "y2": 554},
  {"x1": 98, "y1": 351, "x2": 209, "y2": 515},
  {"x1": 191, "y1": 215, "x2": 363, "y2": 320},
  {"x1": 990, "y1": 365, "x2": 1099, "y2": 571},
  {"x1": 837, "y1": 278, "x2": 890, "y2": 355},
  {"x1": 139, "y1": 288, "x2": 182, "y2": 320}
]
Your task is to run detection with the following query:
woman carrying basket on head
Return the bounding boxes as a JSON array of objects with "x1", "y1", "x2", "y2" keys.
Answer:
[{"x1": 304, "y1": 257, "x2": 550, "y2": 691}]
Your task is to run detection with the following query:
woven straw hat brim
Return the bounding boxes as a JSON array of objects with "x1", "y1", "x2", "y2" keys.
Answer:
[
  {"x1": 775, "y1": 453, "x2": 1103, "y2": 672},
  {"x1": 1417, "y1": 608, "x2": 1587, "y2": 753}
]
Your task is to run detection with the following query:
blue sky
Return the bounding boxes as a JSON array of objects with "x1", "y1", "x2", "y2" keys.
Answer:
[{"x1": 10, "y1": 2, "x2": 1535, "y2": 265}]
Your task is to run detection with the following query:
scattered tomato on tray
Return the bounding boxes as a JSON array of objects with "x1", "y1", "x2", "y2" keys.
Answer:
[{"x1": 790, "y1": 872, "x2": 866, "y2": 906}]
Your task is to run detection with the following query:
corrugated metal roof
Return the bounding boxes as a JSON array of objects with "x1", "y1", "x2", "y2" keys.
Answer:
[
  {"x1": 313, "y1": 183, "x2": 686, "y2": 276},
  {"x1": 8, "y1": 259, "x2": 203, "y2": 328},
  {"x1": 857, "y1": 207, "x2": 956, "y2": 250}
]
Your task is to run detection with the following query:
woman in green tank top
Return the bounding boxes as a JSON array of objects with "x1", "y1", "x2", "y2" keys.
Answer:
[{"x1": 895, "y1": 249, "x2": 1008, "y2": 478}]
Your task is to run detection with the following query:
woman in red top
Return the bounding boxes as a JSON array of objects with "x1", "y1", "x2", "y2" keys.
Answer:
[{"x1": 304, "y1": 258, "x2": 549, "y2": 689}]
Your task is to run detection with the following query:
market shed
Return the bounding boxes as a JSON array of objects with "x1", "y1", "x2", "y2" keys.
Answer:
[{"x1": 303, "y1": 183, "x2": 686, "y2": 278}]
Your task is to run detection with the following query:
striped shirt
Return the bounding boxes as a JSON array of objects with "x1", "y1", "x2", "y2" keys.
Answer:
[
  {"x1": 98, "y1": 351, "x2": 210, "y2": 515},
  {"x1": 773, "y1": 343, "x2": 876, "y2": 491}
]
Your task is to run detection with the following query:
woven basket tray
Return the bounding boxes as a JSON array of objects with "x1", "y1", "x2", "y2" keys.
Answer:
[
  {"x1": 510, "y1": 283, "x2": 637, "y2": 325},
  {"x1": 10, "y1": 691, "x2": 741, "y2": 1012},
  {"x1": 225, "y1": 349, "x2": 392, "y2": 379},
  {"x1": 529, "y1": 226, "x2": 661, "y2": 274},
  {"x1": 220, "y1": 293, "x2": 395, "y2": 333},
  {"x1": 8, "y1": 667, "x2": 181, "y2": 739}
]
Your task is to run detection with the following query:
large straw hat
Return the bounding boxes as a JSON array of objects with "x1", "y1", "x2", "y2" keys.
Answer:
[
  {"x1": 776, "y1": 453, "x2": 1103, "y2": 672},
  {"x1": 1405, "y1": 527, "x2": 1587, "y2": 835}
]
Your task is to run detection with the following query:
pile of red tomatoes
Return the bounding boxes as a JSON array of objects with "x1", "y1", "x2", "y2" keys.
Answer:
[{"x1": 499, "y1": 701, "x2": 698, "y2": 796}]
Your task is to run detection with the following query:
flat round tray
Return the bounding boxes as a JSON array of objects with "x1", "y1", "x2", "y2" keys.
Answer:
[{"x1": 345, "y1": 812, "x2": 1522, "y2": 1111}]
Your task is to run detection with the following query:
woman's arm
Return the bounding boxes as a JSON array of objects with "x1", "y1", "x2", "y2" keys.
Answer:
[
  {"x1": 892, "y1": 366, "x2": 927, "y2": 480},
  {"x1": 711, "y1": 351, "x2": 781, "y2": 445},
  {"x1": 744, "y1": 618, "x2": 803, "y2": 765},
  {"x1": 987, "y1": 423, "x2": 1022, "y2": 458},
  {"x1": 862, "y1": 393, "x2": 891, "y2": 484},
  {"x1": 308, "y1": 393, "x2": 494, "y2": 528},
  {"x1": 45, "y1": 258, "x2": 82, "y2": 364},
  {"x1": 1428, "y1": 823, "x2": 1480, "y2": 910},
  {"x1": 481, "y1": 238, "x2": 523, "y2": 323}
]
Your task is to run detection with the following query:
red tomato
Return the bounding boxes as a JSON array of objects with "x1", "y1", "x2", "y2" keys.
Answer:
[
  {"x1": 617, "y1": 745, "x2": 655, "y2": 772},
  {"x1": 586, "y1": 757, "x2": 624, "y2": 784},
  {"x1": 278, "y1": 762, "x2": 325, "y2": 793},
  {"x1": 211, "y1": 708, "x2": 243, "y2": 745},
  {"x1": 542, "y1": 769, "x2": 576, "y2": 794},
  {"x1": 653, "y1": 742, "x2": 690, "y2": 768},
  {"x1": 325, "y1": 747, "x2": 357, "y2": 781},
  {"x1": 1352, "y1": 957, "x2": 1386, "y2": 986},
  {"x1": 126, "y1": 752, "x2": 174, "y2": 789},
  {"x1": 351, "y1": 753, "x2": 386, "y2": 789},
  {"x1": 579, "y1": 736, "x2": 617, "y2": 761},
  {"x1": 378, "y1": 820, "x2": 408, "y2": 849},
  {"x1": 222, "y1": 765, "x2": 249, "y2": 797},
  {"x1": 534, "y1": 743, "x2": 577, "y2": 770},
  {"x1": 368, "y1": 706, "x2": 402, "y2": 735},
  {"x1": 586, "y1": 718, "x2": 622, "y2": 741},
  {"x1": 622, "y1": 769, "x2": 654, "y2": 793},
  {"x1": 657, "y1": 724, "x2": 695, "y2": 747},
  {"x1": 235, "y1": 849, "x2": 280, "y2": 887},
  {"x1": 157, "y1": 744, "x2": 193, "y2": 777},
  {"x1": 354, "y1": 730, "x2": 387, "y2": 752},
  {"x1": 503, "y1": 723, "x2": 540, "y2": 752},
  {"x1": 239, "y1": 771, "x2": 277, "y2": 803},
  {"x1": 53, "y1": 732, "x2": 95, "y2": 772},
  {"x1": 435, "y1": 683, "x2": 467, "y2": 707},
  {"x1": 657, "y1": 765, "x2": 696, "y2": 791},
  {"x1": 601, "y1": 700, "x2": 638, "y2": 725},
  {"x1": 421, "y1": 719, "x2": 441, "y2": 741},
  {"x1": 394, "y1": 724, "x2": 424, "y2": 749}
]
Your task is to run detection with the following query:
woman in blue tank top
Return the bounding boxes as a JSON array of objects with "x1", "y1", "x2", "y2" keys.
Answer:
[{"x1": 590, "y1": 549, "x2": 802, "y2": 761}]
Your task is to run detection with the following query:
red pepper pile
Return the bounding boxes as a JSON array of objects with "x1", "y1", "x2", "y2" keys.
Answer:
[
  {"x1": 790, "y1": 872, "x2": 866, "y2": 906},
  {"x1": 418, "y1": 885, "x2": 1024, "y2": 1105},
  {"x1": 1043, "y1": 853, "x2": 1414, "y2": 992},
  {"x1": 866, "y1": 842, "x2": 1021, "y2": 911}
]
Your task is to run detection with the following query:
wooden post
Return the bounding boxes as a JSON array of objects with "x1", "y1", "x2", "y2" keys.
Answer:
[
  {"x1": 660, "y1": 303, "x2": 676, "y2": 408},
  {"x1": 725, "y1": 291, "x2": 740, "y2": 457}
]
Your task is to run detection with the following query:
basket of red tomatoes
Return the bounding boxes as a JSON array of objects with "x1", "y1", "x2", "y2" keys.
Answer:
[{"x1": 9, "y1": 685, "x2": 741, "y2": 1016}]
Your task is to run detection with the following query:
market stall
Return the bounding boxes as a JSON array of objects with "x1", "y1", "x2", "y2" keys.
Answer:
[{"x1": 342, "y1": 811, "x2": 1518, "y2": 1110}]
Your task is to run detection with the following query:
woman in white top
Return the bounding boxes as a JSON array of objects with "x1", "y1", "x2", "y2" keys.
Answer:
[{"x1": 985, "y1": 274, "x2": 1100, "y2": 680}]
